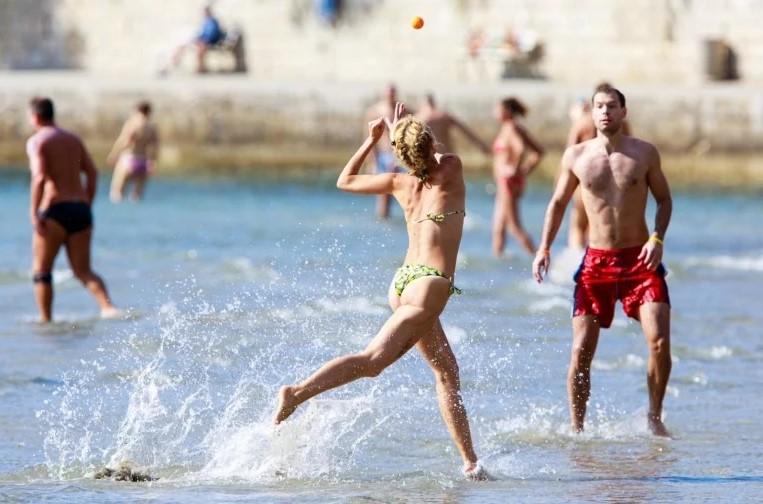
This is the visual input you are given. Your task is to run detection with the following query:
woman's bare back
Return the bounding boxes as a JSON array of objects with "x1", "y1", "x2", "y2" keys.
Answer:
[{"x1": 396, "y1": 153, "x2": 465, "y2": 276}]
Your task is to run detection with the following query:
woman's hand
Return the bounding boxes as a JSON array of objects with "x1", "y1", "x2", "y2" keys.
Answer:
[
  {"x1": 384, "y1": 102, "x2": 407, "y2": 133},
  {"x1": 368, "y1": 117, "x2": 386, "y2": 142}
]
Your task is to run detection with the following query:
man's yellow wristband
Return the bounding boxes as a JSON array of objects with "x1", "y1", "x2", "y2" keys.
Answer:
[{"x1": 649, "y1": 235, "x2": 664, "y2": 246}]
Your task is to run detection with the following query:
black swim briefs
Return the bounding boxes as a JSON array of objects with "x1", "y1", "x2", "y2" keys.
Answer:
[{"x1": 41, "y1": 201, "x2": 93, "y2": 234}]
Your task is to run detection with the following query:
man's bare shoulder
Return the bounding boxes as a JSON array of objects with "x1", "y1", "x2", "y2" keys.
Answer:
[
  {"x1": 623, "y1": 136, "x2": 659, "y2": 161},
  {"x1": 59, "y1": 128, "x2": 86, "y2": 149},
  {"x1": 565, "y1": 138, "x2": 595, "y2": 158}
]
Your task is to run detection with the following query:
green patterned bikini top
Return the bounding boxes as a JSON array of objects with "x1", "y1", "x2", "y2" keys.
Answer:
[{"x1": 414, "y1": 210, "x2": 466, "y2": 223}]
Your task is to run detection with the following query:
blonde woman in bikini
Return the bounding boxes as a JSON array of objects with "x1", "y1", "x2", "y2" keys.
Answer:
[
  {"x1": 491, "y1": 97, "x2": 544, "y2": 257},
  {"x1": 108, "y1": 101, "x2": 159, "y2": 202},
  {"x1": 274, "y1": 103, "x2": 485, "y2": 480}
]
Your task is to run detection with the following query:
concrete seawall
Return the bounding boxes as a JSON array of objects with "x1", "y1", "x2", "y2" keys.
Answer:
[{"x1": 1, "y1": 72, "x2": 762, "y2": 188}]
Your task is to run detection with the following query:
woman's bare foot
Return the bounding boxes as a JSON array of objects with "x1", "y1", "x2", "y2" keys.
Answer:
[
  {"x1": 273, "y1": 386, "x2": 300, "y2": 425},
  {"x1": 648, "y1": 414, "x2": 671, "y2": 437},
  {"x1": 463, "y1": 460, "x2": 489, "y2": 481}
]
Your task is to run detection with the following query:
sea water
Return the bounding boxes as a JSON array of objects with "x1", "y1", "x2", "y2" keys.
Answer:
[{"x1": 0, "y1": 170, "x2": 762, "y2": 503}]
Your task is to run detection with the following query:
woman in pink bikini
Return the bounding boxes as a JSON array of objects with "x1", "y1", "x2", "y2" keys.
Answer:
[
  {"x1": 491, "y1": 97, "x2": 544, "y2": 257},
  {"x1": 108, "y1": 101, "x2": 159, "y2": 202}
]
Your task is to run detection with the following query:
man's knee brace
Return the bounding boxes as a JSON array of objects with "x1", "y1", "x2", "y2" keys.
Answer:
[{"x1": 33, "y1": 272, "x2": 52, "y2": 284}]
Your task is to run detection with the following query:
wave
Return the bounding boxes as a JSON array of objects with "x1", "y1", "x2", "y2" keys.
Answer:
[
  {"x1": 314, "y1": 296, "x2": 387, "y2": 316},
  {"x1": 673, "y1": 345, "x2": 736, "y2": 361},
  {"x1": 221, "y1": 257, "x2": 281, "y2": 281},
  {"x1": 0, "y1": 267, "x2": 74, "y2": 286},
  {"x1": 528, "y1": 296, "x2": 570, "y2": 313},
  {"x1": 592, "y1": 353, "x2": 646, "y2": 371},
  {"x1": 548, "y1": 247, "x2": 585, "y2": 286},
  {"x1": 487, "y1": 404, "x2": 658, "y2": 448},
  {"x1": 683, "y1": 252, "x2": 763, "y2": 273}
]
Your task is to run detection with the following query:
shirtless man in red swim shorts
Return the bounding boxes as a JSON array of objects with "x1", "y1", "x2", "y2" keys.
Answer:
[
  {"x1": 27, "y1": 97, "x2": 119, "y2": 322},
  {"x1": 532, "y1": 85, "x2": 673, "y2": 437}
]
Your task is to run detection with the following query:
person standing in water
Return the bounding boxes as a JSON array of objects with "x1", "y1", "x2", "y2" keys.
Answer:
[
  {"x1": 108, "y1": 101, "x2": 159, "y2": 202},
  {"x1": 274, "y1": 103, "x2": 486, "y2": 480},
  {"x1": 491, "y1": 97, "x2": 544, "y2": 257},
  {"x1": 566, "y1": 84, "x2": 632, "y2": 249},
  {"x1": 26, "y1": 97, "x2": 120, "y2": 322},
  {"x1": 416, "y1": 93, "x2": 491, "y2": 155},
  {"x1": 533, "y1": 85, "x2": 673, "y2": 436},
  {"x1": 364, "y1": 83, "x2": 405, "y2": 219}
]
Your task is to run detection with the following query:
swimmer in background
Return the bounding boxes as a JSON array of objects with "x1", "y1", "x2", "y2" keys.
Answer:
[
  {"x1": 416, "y1": 93, "x2": 491, "y2": 156},
  {"x1": 108, "y1": 101, "x2": 159, "y2": 202},
  {"x1": 365, "y1": 83, "x2": 407, "y2": 219},
  {"x1": 491, "y1": 97, "x2": 544, "y2": 257},
  {"x1": 26, "y1": 97, "x2": 120, "y2": 322},
  {"x1": 274, "y1": 103, "x2": 486, "y2": 480},
  {"x1": 533, "y1": 85, "x2": 672, "y2": 437},
  {"x1": 566, "y1": 84, "x2": 631, "y2": 249}
]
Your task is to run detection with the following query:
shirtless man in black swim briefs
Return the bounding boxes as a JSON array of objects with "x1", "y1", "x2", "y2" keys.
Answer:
[{"x1": 27, "y1": 97, "x2": 119, "y2": 322}]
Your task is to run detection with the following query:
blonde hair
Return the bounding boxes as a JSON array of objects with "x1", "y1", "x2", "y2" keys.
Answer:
[{"x1": 391, "y1": 116, "x2": 435, "y2": 181}]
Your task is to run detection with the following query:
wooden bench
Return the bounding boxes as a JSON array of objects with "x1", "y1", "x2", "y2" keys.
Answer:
[{"x1": 207, "y1": 29, "x2": 247, "y2": 73}]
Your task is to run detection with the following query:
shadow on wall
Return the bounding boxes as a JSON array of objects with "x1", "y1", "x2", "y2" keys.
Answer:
[{"x1": 0, "y1": 0, "x2": 84, "y2": 69}]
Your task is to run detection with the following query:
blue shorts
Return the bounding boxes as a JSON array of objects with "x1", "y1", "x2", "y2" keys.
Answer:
[{"x1": 375, "y1": 151, "x2": 404, "y2": 174}]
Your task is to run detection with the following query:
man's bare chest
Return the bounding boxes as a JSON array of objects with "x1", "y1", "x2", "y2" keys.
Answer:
[{"x1": 574, "y1": 151, "x2": 647, "y2": 196}]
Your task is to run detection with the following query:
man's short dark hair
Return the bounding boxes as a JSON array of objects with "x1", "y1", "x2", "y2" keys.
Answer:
[
  {"x1": 29, "y1": 97, "x2": 55, "y2": 121},
  {"x1": 592, "y1": 84, "x2": 626, "y2": 108},
  {"x1": 136, "y1": 101, "x2": 152, "y2": 115}
]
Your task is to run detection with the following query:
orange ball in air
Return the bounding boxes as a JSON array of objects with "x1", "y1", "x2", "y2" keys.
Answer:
[{"x1": 411, "y1": 16, "x2": 424, "y2": 30}]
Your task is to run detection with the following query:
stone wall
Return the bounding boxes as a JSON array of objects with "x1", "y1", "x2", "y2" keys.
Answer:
[
  {"x1": 1, "y1": 73, "x2": 762, "y2": 171},
  {"x1": 2, "y1": 0, "x2": 763, "y2": 83}
]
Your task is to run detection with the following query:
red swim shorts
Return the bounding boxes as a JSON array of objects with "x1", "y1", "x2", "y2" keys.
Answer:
[{"x1": 573, "y1": 246, "x2": 670, "y2": 328}]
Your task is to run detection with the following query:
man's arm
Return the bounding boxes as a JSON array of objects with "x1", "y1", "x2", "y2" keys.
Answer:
[
  {"x1": 449, "y1": 115, "x2": 490, "y2": 155},
  {"x1": 29, "y1": 143, "x2": 47, "y2": 234},
  {"x1": 647, "y1": 146, "x2": 672, "y2": 240},
  {"x1": 532, "y1": 147, "x2": 580, "y2": 282},
  {"x1": 80, "y1": 141, "x2": 98, "y2": 204},
  {"x1": 638, "y1": 145, "x2": 672, "y2": 270},
  {"x1": 337, "y1": 117, "x2": 397, "y2": 195},
  {"x1": 566, "y1": 121, "x2": 582, "y2": 147}
]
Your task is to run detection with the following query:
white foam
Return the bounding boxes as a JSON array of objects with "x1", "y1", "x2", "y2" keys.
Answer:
[
  {"x1": 522, "y1": 278, "x2": 569, "y2": 297},
  {"x1": 592, "y1": 353, "x2": 646, "y2": 371},
  {"x1": 442, "y1": 324, "x2": 466, "y2": 346},
  {"x1": 225, "y1": 257, "x2": 281, "y2": 281},
  {"x1": 528, "y1": 296, "x2": 570, "y2": 313},
  {"x1": 684, "y1": 253, "x2": 763, "y2": 272},
  {"x1": 490, "y1": 404, "x2": 654, "y2": 445},
  {"x1": 201, "y1": 396, "x2": 381, "y2": 482},
  {"x1": 690, "y1": 345, "x2": 734, "y2": 360},
  {"x1": 548, "y1": 247, "x2": 585, "y2": 285},
  {"x1": 314, "y1": 296, "x2": 387, "y2": 316}
]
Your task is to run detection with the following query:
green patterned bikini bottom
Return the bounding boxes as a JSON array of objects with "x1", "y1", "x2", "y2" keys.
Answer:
[{"x1": 392, "y1": 264, "x2": 462, "y2": 297}]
